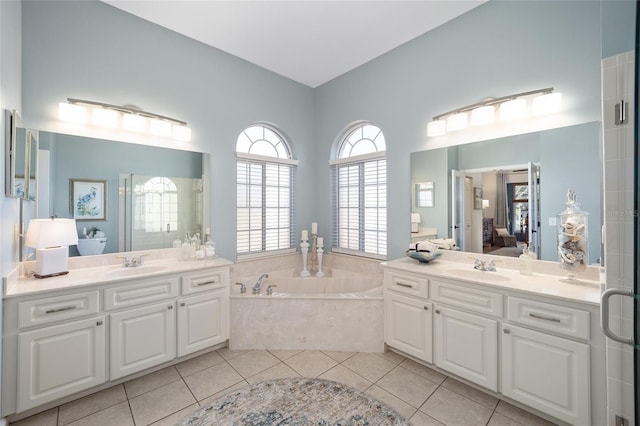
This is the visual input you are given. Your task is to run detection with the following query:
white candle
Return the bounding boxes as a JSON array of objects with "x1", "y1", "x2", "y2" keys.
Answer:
[
  {"x1": 301, "y1": 230, "x2": 308, "y2": 241},
  {"x1": 311, "y1": 222, "x2": 318, "y2": 234},
  {"x1": 317, "y1": 237, "x2": 324, "y2": 247}
]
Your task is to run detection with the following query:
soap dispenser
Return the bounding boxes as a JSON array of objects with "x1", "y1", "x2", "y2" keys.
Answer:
[{"x1": 519, "y1": 245, "x2": 533, "y2": 275}]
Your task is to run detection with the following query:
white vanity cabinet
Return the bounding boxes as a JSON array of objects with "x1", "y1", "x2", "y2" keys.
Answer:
[
  {"x1": 502, "y1": 297, "x2": 591, "y2": 425},
  {"x1": 2, "y1": 262, "x2": 231, "y2": 418},
  {"x1": 383, "y1": 259, "x2": 604, "y2": 426},
  {"x1": 384, "y1": 269, "x2": 432, "y2": 362}
]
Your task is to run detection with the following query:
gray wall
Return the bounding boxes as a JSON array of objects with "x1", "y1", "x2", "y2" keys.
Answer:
[
  {"x1": 315, "y1": 0, "x2": 607, "y2": 259},
  {"x1": 602, "y1": 0, "x2": 637, "y2": 58},
  {"x1": 21, "y1": 0, "x2": 316, "y2": 260}
]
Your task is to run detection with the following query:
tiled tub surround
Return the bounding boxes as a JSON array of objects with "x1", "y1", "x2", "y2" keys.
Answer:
[{"x1": 230, "y1": 254, "x2": 384, "y2": 352}]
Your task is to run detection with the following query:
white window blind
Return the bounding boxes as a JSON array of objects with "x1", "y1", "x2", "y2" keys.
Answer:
[
  {"x1": 236, "y1": 124, "x2": 296, "y2": 257},
  {"x1": 332, "y1": 123, "x2": 386, "y2": 258}
]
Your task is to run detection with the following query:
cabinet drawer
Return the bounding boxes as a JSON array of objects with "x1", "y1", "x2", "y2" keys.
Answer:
[
  {"x1": 181, "y1": 268, "x2": 228, "y2": 295},
  {"x1": 18, "y1": 291, "x2": 100, "y2": 329},
  {"x1": 384, "y1": 269, "x2": 428, "y2": 298},
  {"x1": 431, "y1": 279, "x2": 502, "y2": 317},
  {"x1": 507, "y1": 297, "x2": 590, "y2": 340},
  {"x1": 104, "y1": 278, "x2": 179, "y2": 311}
]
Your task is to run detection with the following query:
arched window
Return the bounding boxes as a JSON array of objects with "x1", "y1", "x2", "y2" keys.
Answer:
[
  {"x1": 133, "y1": 177, "x2": 178, "y2": 233},
  {"x1": 331, "y1": 123, "x2": 386, "y2": 257},
  {"x1": 236, "y1": 124, "x2": 297, "y2": 257}
]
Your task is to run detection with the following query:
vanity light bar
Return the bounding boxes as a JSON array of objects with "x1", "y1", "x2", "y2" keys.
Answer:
[
  {"x1": 58, "y1": 98, "x2": 192, "y2": 142},
  {"x1": 426, "y1": 88, "x2": 562, "y2": 137}
]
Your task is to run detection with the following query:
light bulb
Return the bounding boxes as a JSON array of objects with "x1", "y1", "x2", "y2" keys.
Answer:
[
  {"x1": 427, "y1": 120, "x2": 446, "y2": 137},
  {"x1": 533, "y1": 92, "x2": 562, "y2": 116},
  {"x1": 471, "y1": 105, "x2": 495, "y2": 125},
  {"x1": 499, "y1": 99, "x2": 526, "y2": 121},
  {"x1": 446, "y1": 112, "x2": 468, "y2": 131},
  {"x1": 58, "y1": 103, "x2": 87, "y2": 124},
  {"x1": 91, "y1": 108, "x2": 118, "y2": 128},
  {"x1": 149, "y1": 118, "x2": 173, "y2": 137},
  {"x1": 122, "y1": 114, "x2": 147, "y2": 132}
]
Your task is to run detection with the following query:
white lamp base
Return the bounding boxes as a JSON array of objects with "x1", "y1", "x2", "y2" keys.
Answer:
[{"x1": 34, "y1": 246, "x2": 70, "y2": 278}]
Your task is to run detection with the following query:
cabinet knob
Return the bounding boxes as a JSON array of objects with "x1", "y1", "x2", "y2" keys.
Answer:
[
  {"x1": 435, "y1": 309, "x2": 440, "y2": 314},
  {"x1": 168, "y1": 305, "x2": 173, "y2": 310},
  {"x1": 423, "y1": 306, "x2": 429, "y2": 311},
  {"x1": 503, "y1": 328, "x2": 510, "y2": 334},
  {"x1": 180, "y1": 302, "x2": 186, "y2": 307},
  {"x1": 96, "y1": 321, "x2": 103, "y2": 326}
]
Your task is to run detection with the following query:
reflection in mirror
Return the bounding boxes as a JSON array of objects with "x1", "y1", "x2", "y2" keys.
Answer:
[
  {"x1": 410, "y1": 122, "x2": 601, "y2": 263},
  {"x1": 415, "y1": 182, "x2": 434, "y2": 207},
  {"x1": 37, "y1": 131, "x2": 209, "y2": 256},
  {"x1": 4, "y1": 110, "x2": 29, "y2": 200}
]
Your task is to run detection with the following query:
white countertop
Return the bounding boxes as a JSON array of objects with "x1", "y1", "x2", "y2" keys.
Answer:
[
  {"x1": 5, "y1": 254, "x2": 233, "y2": 299},
  {"x1": 385, "y1": 256, "x2": 601, "y2": 306}
]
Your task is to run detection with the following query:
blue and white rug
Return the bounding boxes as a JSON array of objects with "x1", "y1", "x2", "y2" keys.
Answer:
[{"x1": 177, "y1": 377, "x2": 410, "y2": 425}]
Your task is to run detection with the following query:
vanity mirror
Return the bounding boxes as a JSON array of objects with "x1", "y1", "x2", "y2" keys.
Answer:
[
  {"x1": 410, "y1": 121, "x2": 601, "y2": 263},
  {"x1": 37, "y1": 131, "x2": 209, "y2": 256}
]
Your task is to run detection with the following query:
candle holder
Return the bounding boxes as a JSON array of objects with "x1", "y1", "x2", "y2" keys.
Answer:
[
  {"x1": 315, "y1": 244, "x2": 325, "y2": 277},
  {"x1": 309, "y1": 233, "x2": 318, "y2": 275},
  {"x1": 300, "y1": 239, "x2": 311, "y2": 277}
]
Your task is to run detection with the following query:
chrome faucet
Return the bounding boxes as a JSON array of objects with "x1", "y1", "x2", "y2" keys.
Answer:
[
  {"x1": 117, "y1": 254, "x2": 148, "y2": 267},
  {"x1": 252, "y1": 273, "x2": 269, "y2": 294},
  {"x1": 473, "y1": 258, "x2": 497, "y2": 271}
]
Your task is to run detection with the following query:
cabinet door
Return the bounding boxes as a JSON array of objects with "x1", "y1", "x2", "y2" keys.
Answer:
[
  {"x1": 434, "y1": 305, "x2": 497, "y2": 391},
  {"x1": 384, "y1": 292, "x2": 432, "y2": 363},
  {"x1": 110, "y1": 302, "x2": 176, "y2": 380},
  {"x1": 501, "y1": 324, "x2": 590, "y2": 426},
  {"x1": 17, "y1": 316, "x2": 106, "y2": 412},
  {"x1": 177, "y1": 290, "x2": 228, "y2": 357}
]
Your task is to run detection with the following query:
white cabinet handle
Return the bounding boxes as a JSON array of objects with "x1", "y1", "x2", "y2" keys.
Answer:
[
  {"x1": 529, "y1": 312, "x2": 561, "y2": 323},
  {"x1": 45, "y1": 306, "x2": 76, "y2": 314},
  {"x1": 601, "y1": 288, "x2": 634, "y2": 346}
]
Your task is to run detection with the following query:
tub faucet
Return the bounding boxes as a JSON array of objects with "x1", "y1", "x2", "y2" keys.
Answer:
[{"x1": 253, "y1": 273, "x2": 269, "y2": 294}]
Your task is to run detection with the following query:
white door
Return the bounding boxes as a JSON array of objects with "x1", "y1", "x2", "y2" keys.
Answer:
[
  {"x1": 451, "y1": 170, "x2": 473, "y2": 250},
  {"x1": 384, "y1": 293, "x2": 432, "y2": 363},
  {"x1": 502, "y1": 324, "x2": 590, "y2": 425},
  {"x1": 527, "y1": 162, "x2": 541, "y2": 257},
  {"x1": 177, "y1": 291, "x2": 227, "y2": 357},
  {"x1": 110, "y1": 302, "x2": 176, "y2": 380},
  {"x1": 434, "y1": 305, "x2": 498, "y2": 391},
  {"x1": 17, "y1": 316, "x2": 106, "y2": 412}
]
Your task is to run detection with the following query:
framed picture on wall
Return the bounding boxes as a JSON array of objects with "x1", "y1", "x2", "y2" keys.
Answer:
[{"x1": 70, "y1": 179, "x2": 107, "y2": 220}]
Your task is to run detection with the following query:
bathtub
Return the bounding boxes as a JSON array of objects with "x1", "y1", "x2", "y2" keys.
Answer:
[{"x1": 230, "y1": 268, "x2": 384, "y2": 352}]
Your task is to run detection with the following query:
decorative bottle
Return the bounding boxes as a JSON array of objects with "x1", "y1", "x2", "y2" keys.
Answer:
[
  {"x1": 557, "y1": 189, "x2": 589, "y2": 278},
  {"x1": 519, "y1": 245, "x2": 533, "y2": 276}
]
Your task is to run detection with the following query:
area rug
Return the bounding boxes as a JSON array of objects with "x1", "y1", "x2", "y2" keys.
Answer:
[
  {"x1": 489, "y1": 247, "x2": 523, "y2": 257},
  {"x1": 177, "y1": 377, "x2": 410, "y2": 425}
]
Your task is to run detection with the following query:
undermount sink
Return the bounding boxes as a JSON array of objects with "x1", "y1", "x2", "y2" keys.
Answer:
[
  {"x1": 105, "y1": 265, "x2": 168, "y2": 278},
  {"x1": 444, "y1": 269, "x2": 512, "y2": 282}
]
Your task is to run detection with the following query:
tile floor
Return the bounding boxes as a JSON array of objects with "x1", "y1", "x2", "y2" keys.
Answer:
[{"x1": 10, "y1": 349, "x2": 556, "y2": 426}]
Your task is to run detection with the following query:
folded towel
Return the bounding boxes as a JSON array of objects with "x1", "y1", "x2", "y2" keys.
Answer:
[
  {"x1": 409, "y1": 240, "x2": 439, "y2": 253},
  {"x1": 430, "y1": 238, "x2": 458, "y2": 250}
]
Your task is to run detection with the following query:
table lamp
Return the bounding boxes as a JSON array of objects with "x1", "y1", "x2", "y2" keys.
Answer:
[
  {"x1": 411, "y1": 213, "x2": 421, "y2": 233},
  {"x1": 24, "y1": 218, "x2": 78, "y2": 278}
]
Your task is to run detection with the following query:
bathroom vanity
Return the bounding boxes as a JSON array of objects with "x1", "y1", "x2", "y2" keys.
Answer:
[
  {"x1": 383, "y1": 255, "x2": 604, "y2": 426},
  {"x1": 1, "y1": 254, "x2": 231, "y2": 418}
]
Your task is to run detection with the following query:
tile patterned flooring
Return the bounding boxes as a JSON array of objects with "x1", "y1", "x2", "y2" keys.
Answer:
[{"x1": 10, "y1": 349, "x2": 555, "y2": 426}]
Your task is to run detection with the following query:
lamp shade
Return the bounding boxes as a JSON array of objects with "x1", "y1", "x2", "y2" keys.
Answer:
[
  {"x1": 411, "y1": 213, "x2": 421, "y2": 223},
  {"x1": 482, "y1": 199, "x2": 490, "y2": 209},
  {"x1": 25, "y1": 218, "x2": 78, "y2": 249}
]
